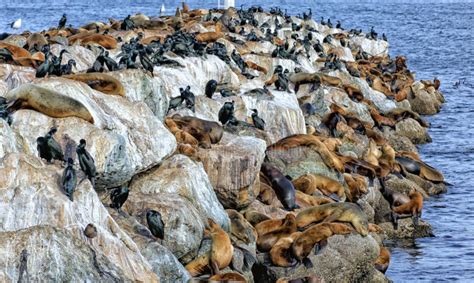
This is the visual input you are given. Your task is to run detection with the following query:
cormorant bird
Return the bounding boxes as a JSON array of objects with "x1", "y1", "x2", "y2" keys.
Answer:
[
  {"x1": 76, "y1": 139, "x2": 96, "y2": 187},
  {"x1": 147, "y1": 209, "x2": 165, "y2": 239},
  {"x1": 205, "y1": 80, "x2": 218, "y2": 99},
  {"x1": 60, "y1": 59, "x2": 76, "y2": 75},
  {"x1": 336, "y1": 20, "x2": 342, "y2": 29},
  {"x1": 58, "y1": 14, "x2": 67, "y2": 29},
  {"x1": 110, "y1": 187, "x2": 129, "y2": 210},
  {"x1": 251, "y1": 109, "x2": 265, "y2": 130},
  {"x1": 181, "y1": 86, "x2": 195, "y2": 112},
  {"x1": 139, "y1": 49, "x2": 154, "y2": 76},
  {"x1": 103, "y1": 51, "x2": 118, "y2": 71},
  {"x1": 36, "y1": 53, "x2": 51, "y2": 78},
  {"x1": 327, "y1": 19, "x2": 333, "y2": 28},
  {"x1": 61, "y1": 158, "x2": 77, "y2": 201},
  {"x1": 218, "y1": 101, "x2": 236, "y2": 125},
  {"x1": 45, "y1": 127, "x2": 64, "y2": 161}
]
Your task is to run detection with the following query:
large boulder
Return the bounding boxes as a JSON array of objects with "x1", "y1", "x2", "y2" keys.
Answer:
[
  {"x1": 196, "y1": 133, "x2": 267, "y2": 209},
  {"x1": 129, "y1": 154, "x2": 230, "y2": 230},
  {"x1": 253, "y1": 234, "x2": 383, "y2": 283},
  {"x1": 0, "y1": 153, "x2": 158, "y2": 282}
]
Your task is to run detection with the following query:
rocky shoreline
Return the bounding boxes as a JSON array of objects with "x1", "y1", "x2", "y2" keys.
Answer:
[{"x1": 0, "y1": 5, "x2": 446, "y2": 282}]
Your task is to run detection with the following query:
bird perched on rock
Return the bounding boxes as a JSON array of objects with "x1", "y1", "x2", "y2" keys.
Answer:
[
  {"x1": 205, "y1": 79, "x2": 218, "y2": 99},
  {"x1": 84, "y1": 223, "x2": 98, "y2": 239},
  {"x1": 181, "y1": 86, "x2": 195, "y2": 112},
  {"x1": 110, "y1": 187, "x2": 129, "y2": 210},
  {"x1": 61, "y1": 158, "x2": 77, "y2": 201},
  {"x1": 218, "y1": 101, "x2": 237, "y2": 125},
  {"x1": 251, "y1": 109, "x2": 266, "y2": 130},
  {"x1": 58, "y1": 14, "x2": 67, "y2": 29},
  {"x1": 60, "y1": 59, "x2": 76, "y2": 75},
  {"x1": 37, "y1": 127, "x2": 64, "y2": 163},
  {"x1": 76, "y1": 139, "x2": 96, "y2": 187},
  {"x1": 147, "y1": 209, "x2": 165, "y2": 239}
]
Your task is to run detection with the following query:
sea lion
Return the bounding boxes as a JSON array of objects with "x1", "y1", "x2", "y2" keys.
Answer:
[
  {"x1": 63, "y1": 73, "x2": 125, "y2": 97},
  {"x1": 5, "y1": 84, "x2": 94, "y2": 123},
  {"x1": 288, "y1": 72, "x2": 321, "y2": 93},
  {"x1": 292, "y1": 173, "x2": 345, "y2": 202},
  {"x1": 291, "y1": 222, "x2": 353, "y2": 262},
  {"x1": 295, "y1": 190, "x2": 333, "y2": 208},
  {"x1": 177, "y1": 143, "x2": 197, "y2": 157},
  {"x1": 24, "y1": 33, "x2": 48, "y2": 50},
  {"x1": 296, "y1": 203, "x2": 369, "y2": 236},
  {"x1": 392, "y1": 189, "x2": 423, "y2": 227},
  {"x1": 343, "y1": 173, "x2": 368, "y2": 202},
  {"x1": 374, "y1": 246, "x2": 391, "y2": 274},
  {"x1": 185, "y1": 218, "x2": 234, "y2": 276},
  {"x1": 260, "y1": 163, "x2": 298, "y2": 210},
  {"x1": 171, "y1": 115, "x2": 223, "y2": 148},
  {"x1": 0, "y1": 42, "x2": 30, "y2": 58},
  {"x1": 84, "y1": 223, "x2": 98, "y2": 239},
  {"x1": 174, "y1": 130, "x2": 199, "y2": 146},
  {"x1": 79, "y1": 34, "x2": 118, "y2": 49},
  {"x1": 208, "y1": 272, "x2": 247, "y2": 282},
  {"x1": 267, "y1": 134, "x2": 344, "y2": 172},
  {"x1": 226, "y1": 209, "x2": 257, "y2": 245},
  {"x1": 61, "y1": 158, "x2": 77, "y2": 201},
  {"x1": 270, "y1": 232, "x2": 302, "y2": 267},
  {"x1": 258, "y1": 179, "x2": 276, "y2": 205},
  {"x1": 255, "y1": 213, "x2": 297, "y2": 252},
  {"x1": 196, "y1": 31, "x2": 224, "y2": 42},
  {"x1": 243, "y1": 210, "x2": 271, "y2": 226},
  {"x1": 245, "y1": 61, "x2": 268, "y2": 74}
]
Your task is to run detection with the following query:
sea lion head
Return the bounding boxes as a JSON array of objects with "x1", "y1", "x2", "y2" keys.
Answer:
[{"x1": 354, "y1": 217, "x2": 369, "y2": 237}]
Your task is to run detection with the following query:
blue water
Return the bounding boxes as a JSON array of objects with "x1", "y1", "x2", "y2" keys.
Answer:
[{"x1": 1, "y1": 0, "x2": 474, "y2": 281}]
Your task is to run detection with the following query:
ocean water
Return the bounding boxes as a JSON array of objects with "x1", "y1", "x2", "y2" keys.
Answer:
[{"x1": 1, "y1": 0, "x2": 473, "y2": 281}]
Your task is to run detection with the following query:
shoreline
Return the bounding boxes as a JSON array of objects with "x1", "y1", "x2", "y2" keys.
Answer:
[{"x1": 0, "y1": 5, "x2": 446, "y2": 282}]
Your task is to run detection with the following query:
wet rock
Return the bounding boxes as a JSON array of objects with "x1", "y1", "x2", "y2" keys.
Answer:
[
  {"x1": 123, "y1": 191, "x2": 205, "y2": 261},
  {"x1": 129, "y1": 154, "x2": 230, "y2": 229},
  {"x1": 379, "y1": 219, "x2": 434, "y2": 239},
  {"x1": 395, "y1": 118, "x2": 432, "y2": 144},
  {"x1": 196, "y1": 133, "x2": 266, "y2": 209},
  {"x1": 0, "y1": 63, "x2": 35, "y2": 90},
  {"x1": 409, "y1": 82, "x2": 443, "y2": 115},
  {"x1": 253, "y1": 234, "x2": 381, "y2": 282},
  {"x1": 108, "y1": 209, "x2": 191, "y2": 282}
]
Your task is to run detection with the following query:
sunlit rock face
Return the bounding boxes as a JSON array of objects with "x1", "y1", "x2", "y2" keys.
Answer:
[{"x1": 0, "y1": 153, "x2": 159, "y2": 282}]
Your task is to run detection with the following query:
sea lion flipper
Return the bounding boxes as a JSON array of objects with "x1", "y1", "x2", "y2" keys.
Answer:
[{"x1": 210, "y1": 259, "x2": 219, "y2": 275}]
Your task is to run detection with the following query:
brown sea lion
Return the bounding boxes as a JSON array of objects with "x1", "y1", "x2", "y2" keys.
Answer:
[
  {"x1": 79, "y1": 34, "x2": 118, "y2": 49},
  {"x1": 292, "y1": 173, "x2": 345, "y2": 201},
  {"x1": 343, "y1": 173, "x2": 368, "y2": 202},
  {"x1": 24, "y1": 33, "x2": 48, "y2": 50},
  {"x1": 393, "y1": 189, "x2": 423, "y2": 226},
  {"x1": 185, "y1": 218, "x2": 234, "y2": 276},
  {"x1": 0, "y1": 42, "x2": 31, "y2": 58},
  {"x1": 243, "y1": 210, "x2": 271, "y2": 226},
  {"x1": 270, "y1": 232, "x2": 302, "y2": 267},
  {"x1": 260, "y1": 163, "x2": 298, "y2": 210},
  {"x1": 171, "y1": 115, "x2": 223, "y2": 148},
  {"x1": 174, "y1": 130, "x2": 199, "y2": 146},
  {"x1": 226, "y1": 209, "x2": 257, "y2": 245},
  {"x1": 267, "y1": 134, "x2": 344, "y2": 172},
  {"x1": 177, "y1": 143, "x2": 197, "y2": 157},
  {"x1": 374, "y1": 246, "x2": 391, "y2": 274},
  {"x1": 196, "y1": 31, "x2": 224, "y2": 42},
  {"x1": 288, "y1": 72, "x2": 321, "y2": 93},
  {"x1": 291, "y1": 222, "x2": 353, "y2": 262},
  {"x1": 5, "y1": 84, "x2": 94, "y2": 123},
  {"x1": 245, "y1": 61, "x2": 268, "y2": 74},
  {"x1": 296, "y1": 203, "x2": 369, "y2": 236},
  {"x1": 255, "y1": 214, "x2": 297, "y2": 252},
  {"x1": 258, "y1": 178, "x2": 277, "y2": 205},
  {"x1": 208, "y1": 272, "x2": 247, "y2": 282},
  {"x1": 295, "y1": 191, "x2": 333, "y2": 208},
  {"x1": 63, "y1": 73, "x2": 125, "y2": 97}
]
